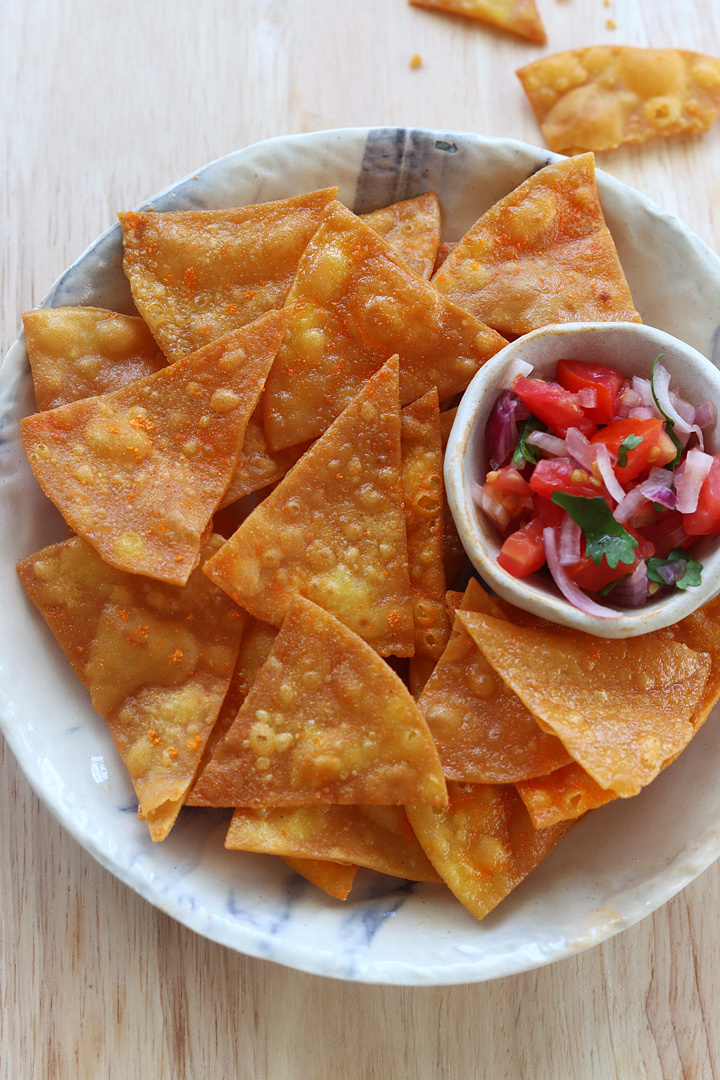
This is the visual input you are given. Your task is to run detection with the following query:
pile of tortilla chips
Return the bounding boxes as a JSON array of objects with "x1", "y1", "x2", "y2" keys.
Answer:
[{"x1": 17, "y1": 155, "x2": 720, "y2": 923}]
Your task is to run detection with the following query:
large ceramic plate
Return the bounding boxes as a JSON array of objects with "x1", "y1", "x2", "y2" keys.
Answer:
[{"x1": 3, "y1": 128, "x2": 720, "y2": 986}]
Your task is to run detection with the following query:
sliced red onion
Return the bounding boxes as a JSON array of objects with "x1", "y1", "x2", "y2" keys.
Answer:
[
  {"x1": 652, "y1": 361, "x2": 703, "y2": 447},
  {"x1": 577, "y1": 388, "x2": 597, "y2": 409},
  {"x1": 670, "y1": 390, "x2": 696, "y2": 426},
  {"x1": 499, "y1": 359, "x2": 534, "y2": 390},
  {"x1": 543, "y1": 527, "x2": 618, "y2": 618},
  {"x1": 472, "y1": 481, "x2": 511, "y2": 531},
  {"x1": 558, "y1": 513, "x2": 582, "y2": 566},
  {"x1": 594, "y1": 442, "x2": 625, "y2": 504},
  {"x1": 628, "y1": 406, "x2": 656, "y2": 421},
  {"x1": 610, "y1": 561, "x2": 649, "y2": 608},
  {"x1": 615, "y1": 386, "x2": 642, "y2": 419},
  {"x1": 525, "y1": 430, "x2": 566, "y2": 457},
  {"x1": 632, "y1": 376, "x2": 662, "y2": 418},
  {"x1": 564, "y1": 427, "x2": 595, "y2": 471},
  {"x1": 613, "y1": 468, "x2": 675, "y2": 523},
  {"x1": 675, "y1": 448, "x2": 714, "y2": 513},
  {"x1": 696, "y1": 400, "x2": 716, "y2": 429},
  {"x1": 485, "y1": 391, "x2": 528, "y2": 468}
]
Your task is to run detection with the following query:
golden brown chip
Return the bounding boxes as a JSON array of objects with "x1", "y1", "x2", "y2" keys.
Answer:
[
  {"x1": 669, "y1": 595, "x2": 720, "y2": 729},
  {"x1": 21, "y1": 310, "x2": 289, "y2": 585},
  {"x1": 23, "y1": 307, "x2": 167, "y2": 411},
  {"x1": 361, "y1": 192, "x2": 441, "y2": 279},
  {"x1": 407, "y1": 782, "x2": 572, "y2": 921},
  {"x1": 420, "y1": 578, "x2": 570, "y2": 783},
  {"x1": 432, "y1": 154, "x2": 642, "y2": 338},
  {"x1": 516, "y1": 762, "x2": 616, "y2": 829},
  {"x1": 263, "y1": 201, "x2": 507, "y2": 451},
  {"x1": 458, "y1": 612, "x2": 710, "y2": 797},
  {"x1": 410, "y1": 0, "x2": 546, "y2": 43},
  {"x1": 402, "y1": 390, "x2": 450, "y2": 688},
  {"x1": 433, "y1": 241, "x2": 457, "y2": 275},
  {"x1": 283, "y1": 857, "x2": 358, "y2": 900},
  {"x1": 119, "y1": 188, "x2": 338, "y2": 361},
  {"x1": 517, "y1": 47, "x2": 720, "y2": 155},
  {"x1": 188, "y1": 595, "x2": 447, "y2": 808},
  {"x1": 220, "y1": 401, "x2": 311, "y2": 507},
  {"x1": 226, "y1": 805, "x2": 441, "y2": 882},
  {"x1": 17, "y1": 535, "x2": 244, "y2": 840},
  {"x1": 204, "y1": 357, "x2": 415, "y2": 656}
]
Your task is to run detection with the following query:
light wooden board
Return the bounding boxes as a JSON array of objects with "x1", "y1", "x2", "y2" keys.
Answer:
[{"x1": 3, "y1": 1, "x2": 720, "y2": 1076}]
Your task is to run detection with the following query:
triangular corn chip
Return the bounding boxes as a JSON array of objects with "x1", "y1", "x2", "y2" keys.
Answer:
[
  {"x1": 220, "y1": 401, "x2": 311, "y2": 506},
  {"x1": 188, "y1": 596, "x2": 447, "y2": 808},
  {"x1": 226, "y1": 805, "x2": 441, "y2": 882},
  {"x1": 517, "y1": 48, "x2": 720, "y2": 155},
  {"x1": 458, "y1": 612, "x2": 710, "y2": 797},
  {"x1": 263, "y1": 201, "x2": 506, "y2": 451},
  {"x1": 402, "y1": 390, "x2": 451, "y2": 693},
  {"x1": 516, "y1": 762, "x2": 616, "y2": 829},
  {"x1": 23, "y1": 307, "x2": 166, "y2": 411},
  {"x1": 432, "y1": 154, "x2": 642, "y2": 338},
  {"x1": 410, "y1": 0, "x2": 546, "y2": 44},
  {"x1": 17, "y1": 535, "x2": 244, "y2": 840},
  {"x1": 433, "y1": 241, "x2": 457, "y2": 275},
  {"x1": 204, "y1": 357, "x2": 415, "y2": 656},
  {"x1": 361, "y1": 192, "x2": 441, "y2": 279},
  {"x1": 283, "y1": 858, "x2": 358, "y2": 900},
  {"x1": 21, "y1": 310, "x2": 290, "y2": 585},
  {"x1": 119, "y1": 188, "x2": 338, "y2": 361},
  {"x1": 420, "y1": 579, "x2": 570, "y2": 783},
  {"x1": 407, "y1": 782, "x2": 572, "y2": 921},
  {"x1": 669, "y1": 595, "x2": 720, "y2": 729}
]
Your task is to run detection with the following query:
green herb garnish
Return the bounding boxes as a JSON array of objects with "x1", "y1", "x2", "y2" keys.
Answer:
[
  {"x1": 650, "y1": 355, "x2": 683, "y2": 469},
  {"x1": 551, "y1": 492, "x2": 638, "y2": 568},
  {"x1": 512, "y1": 416, "x2": 545, "y2": 468},
  {"x1": 646, "y1": 547, "x2": 703, "y2": 591},
  {"x1": 599, "y1": 576, "x2": 630, "y2": 596},
  {"x1": 617, "y1": 434, "x2": 643, "y2": 469}
]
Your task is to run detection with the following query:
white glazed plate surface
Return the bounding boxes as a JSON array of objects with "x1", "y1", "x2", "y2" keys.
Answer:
[{"x1": 3, "y1": 128, "x2": 720, "y2": 986}]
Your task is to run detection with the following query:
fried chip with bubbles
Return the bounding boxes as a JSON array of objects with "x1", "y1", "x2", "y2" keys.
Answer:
[
  {"x1": 432, "y1": 154, "x2": 641, "y2": 338},
  {"x1": 517, "y1": 47, "x2": 720, "y2": 155},
  {"x1": 283, "y1": 858, "x2": 358, "y2": 900},
  {"x1": 204, "y1": 357, "x2": 415, "y2": 656},
  {"x1": 17, "y1": 535, "x2": 244, "y2": 840},
  {"x1": 220, "y1": 401, "x2": 311, "y2": 506},
  {"x1": 188, "y1": 595, "x2": 447, "y2": 809},
  {"x1": 361, "y1": 192, "x2": 441, "y2": 279},
  {"x1": 21, "y1": 310, "x2": 289, "y2": 585},
  {"x1": 410, "y1": 0, "x2": 545, "y2": 44},
  {"x1": 516, "y1": 762, "x2": 616, "y2": 829}
]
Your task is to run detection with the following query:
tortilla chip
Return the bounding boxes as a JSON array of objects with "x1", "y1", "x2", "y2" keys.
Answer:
[
  {"x1": 445, "y1": 589, "x2": 465, "y2": 619},
  {"x1": 23, "y1": 307, "x2": 167, "y2": 411},
  {"x1": 283, "y1": 857, "x2": 358, "y2": 899},
  {"x1": 263, "y1": 201, "x2": 507, "y2": 451},
  {"x1": 204, "y1": 357, "x2": 415, "y2": 656},
  {"x1": 361, "y1": 192, "x2": 441, "y2": 279},
  {"x1": 458, "y1": 612, "x2": 710, "y2": 797},
  {"x1": 226, "y1": 805, "x2": 441, "y2": 882},
  {"x1": 517, "y1": 48, "x2": 720, "y2": 155},
  {"x1": 420, "y1": 579, "x2": 570, "y2": 783},
  {"x1": 669, "y1": 595, "x2": 720, "y2": 729},
  {"x1": 432, "y1": 154, "x2": 642, "y2": 338},
  {"x1": 220, "y1": 401, "x2": 311, "y2": 506},
  {"x1": 119, "y1": 188, "x2": 338, "y2": 361},
  {"x1": 402, "y1": 390, "x2": 450, "y2": 682},
  {"x1": 21, "y1": 310, "x2": 289, "y2": 585},
  {"x1": 17, "y1": 535, "x2": 244, "y2": 840},
  {"x1": 433, "y1": 241, "x2": 457, "y2": 275},
  {"x1": 410, "y1": 0, "x2": 545, "y2": 44},
  {"x1": 188, "y1": 595, "x2": 447, "y2": 808},
  {"x1": 516, "y1": 762, "x2": 616, "y2": 829},
  {"x1": 407, "y1": 782, "x2": 572, "y2": 920}
]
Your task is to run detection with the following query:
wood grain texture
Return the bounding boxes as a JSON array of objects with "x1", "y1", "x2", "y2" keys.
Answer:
[{"x1": 3, "y1": 1, "x2": 720, "y2": 1076}]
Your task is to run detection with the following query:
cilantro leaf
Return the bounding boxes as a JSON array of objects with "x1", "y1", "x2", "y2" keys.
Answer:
[
  {"x1": 512, "y1": 416, "x2": 545, "y2": 468},
  {"x1": 551, "y1": 492, "x2": 638, "y2": 568},
  {"x1": 617, "y1": 434, "x2": 643, "y2": 469},
  {"x1": 647, "y1": 547, "x2": 703, "y2": 591},
  {"x1": 650, "y1": 356, "x2": 683, "y2": 469}
]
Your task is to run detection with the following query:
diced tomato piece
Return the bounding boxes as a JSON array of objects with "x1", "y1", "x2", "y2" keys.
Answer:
[
  {"x1": 556, "y1": 359, "x2": 624, "y2": 425},
  {"x1": 638, "y1": 510, "x2": 698, "y2": 559},
  {"x1": 513, "y1": 376, "x2": 597, "y2": 439},
  {"x1": 497, "y1": 517, "x2": 546, "y2": 578},
  {"x1": 529, "y1": 458, "x2": 606, "y2": 502},
  {"x1": 533, "y1": 493, "x2": 565, "y2": 528},
  {"x1": 590, "y1": 417, "x2": 671, "y2": 483},
  {"x1": 566, "y1": 530, "x2": 654, "y2": 592},
  {"x1": 684, "y1": 455, "x2": 720, "y2": 535},
  {"x1": 482, "y1": 466, "x2": 533, "y2": 519}
]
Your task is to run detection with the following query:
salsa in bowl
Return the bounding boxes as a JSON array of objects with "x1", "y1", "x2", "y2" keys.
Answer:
[{"x1": 445, "y1": 321, "x2": 720, "y2": 638}]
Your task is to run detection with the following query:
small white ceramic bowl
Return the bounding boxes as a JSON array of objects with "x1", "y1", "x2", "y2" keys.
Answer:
[{"x1": 445, "y1": 321, "x2": 720, "y2": 638}]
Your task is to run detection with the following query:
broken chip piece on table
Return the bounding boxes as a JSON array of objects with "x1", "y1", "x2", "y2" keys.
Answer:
[{"x1": 17, "y1": 165, "x2": 720, "y2": 922}]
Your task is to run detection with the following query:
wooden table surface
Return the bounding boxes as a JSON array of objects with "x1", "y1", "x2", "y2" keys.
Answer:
[{"x1": 4, "y1": 2, "x2": 720, "y2": 1076}]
